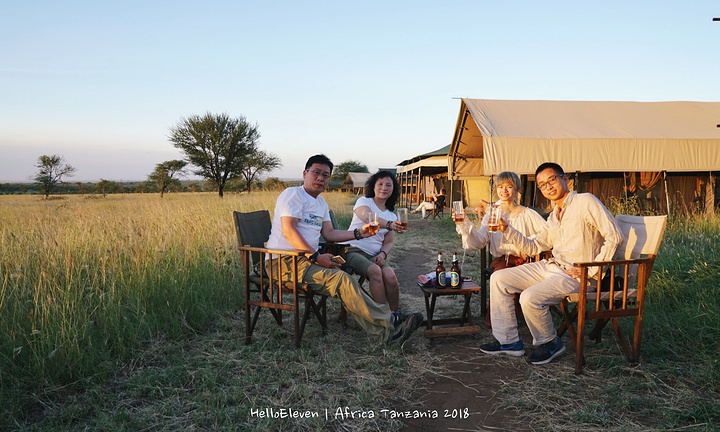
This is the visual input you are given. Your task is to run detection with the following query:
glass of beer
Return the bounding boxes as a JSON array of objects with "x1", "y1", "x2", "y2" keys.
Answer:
[
  {"x1": 488, "y1": 204, "x2": 502, "y2": 232},
  {"x1": 368, "y1": 212, "x2": 380, "y2": 235},
  {"x1": 396, "y1": 208, "x2": 408, "y2": 232},
  {"x1": 452, "y1": 201, "x2": 465, "y2": 222}
]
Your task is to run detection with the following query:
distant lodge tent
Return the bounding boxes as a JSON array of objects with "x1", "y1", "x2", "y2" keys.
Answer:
[
  {"x1": 343, "y1": 172, "x2": 371, "y2": 194},
  {"x1": 396, "y1": 145, "x2": 451, "y2": 208},
  {"x1": 447, "y1": 98, "x2": 720, "y2": 215},
  {"x1": 341, "y1": 169, "x2": 397, "y2": 194}
]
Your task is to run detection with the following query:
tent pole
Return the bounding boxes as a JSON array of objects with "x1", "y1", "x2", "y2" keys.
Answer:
[
  {"x1": 417, "y1": 167, "x2": 422, "y2": 208},
  {"x1": 489, "y1": 175, "x2": 494, "y2": 204},
  {"x1": 706, "y1": 171, "x2": 715, "y2": 215},
  {"x1": 663, "y1": 171, "x2": 671, "y2": 217},
  {"x1": 623, "y1": 172, "x2": 628, "y2": 201}
]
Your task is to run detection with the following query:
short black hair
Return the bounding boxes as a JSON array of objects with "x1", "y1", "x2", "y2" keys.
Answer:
[
  {"x1": 535, "y1": 162, "x2": 565, "y2": 177},
  {"x1": 364, "y1": 170, "x2": 400, "y2": 211},
  {"x1": 305, "y1": 154, "x2": 333, "y2": 171}
]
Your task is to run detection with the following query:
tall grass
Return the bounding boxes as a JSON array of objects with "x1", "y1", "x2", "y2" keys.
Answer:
[
  {"x1": 0, "y1": 191, "x2": 357, "y2": 424},
  {"x1": 644, "y1": 214, "x2": 720, "y2": 386}
]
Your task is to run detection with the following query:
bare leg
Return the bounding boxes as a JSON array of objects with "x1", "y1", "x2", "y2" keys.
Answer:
[
  {"x1": 366, "y1": 264, "x2": 388, "y2": 305},
  {"x1": 381, "y1": 267, "x2": 400, "y2": 312}
]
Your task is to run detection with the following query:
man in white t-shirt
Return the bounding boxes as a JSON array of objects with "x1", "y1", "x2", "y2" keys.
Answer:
[{"x1": 265, "y1": 154, "x2": 423, "y2": 345}]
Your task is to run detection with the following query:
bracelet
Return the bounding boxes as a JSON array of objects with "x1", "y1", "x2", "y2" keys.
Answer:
[
  {"x1": 386, "y1": 220, "x2": 393, "y2": 230},
  {"x1": 309, "y1": 251, "x2": 319, "y2": 263},
  {"x1": 379, "y1": 250, "x2": 388, "y2": 259},
  {"x1": 353, "y1": 228, "x2": 362, "y2": 240}
]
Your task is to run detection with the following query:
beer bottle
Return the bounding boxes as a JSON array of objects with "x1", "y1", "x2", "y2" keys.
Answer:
[
  {"x1": 450, "y1": 252, "x2": 462, "y2": 287},
  {"x1": 435, "y1": 252, "x2": 447, "y2": 288}
]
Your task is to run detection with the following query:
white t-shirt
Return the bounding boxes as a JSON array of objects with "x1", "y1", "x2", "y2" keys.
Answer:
[
  {"x1": 345, "y1": 196, "x2": 397, "y2": 255},
  {"x1": 266, "y1": 186, "x2": 331, "y2": 254}
]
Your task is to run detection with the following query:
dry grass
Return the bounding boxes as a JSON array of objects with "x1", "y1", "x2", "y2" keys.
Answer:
[{"x1": 5, "y1": 194, "x2": 720, "y2": 430}]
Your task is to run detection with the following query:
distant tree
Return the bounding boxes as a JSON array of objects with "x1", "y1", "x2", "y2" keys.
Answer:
[
  {"x1": 148, "y1": 159, "x2": 187, "y2": 198},
  {"x1": 240, "y1": 150, "x2": 282, "y2": 193},
  {"x1": 168, "y1": 112, "x2": 260, "y2": 198},
  {"x1": 95, "y1": 179, "x2": 119, "y2": 197},
  {"x1": 262, "y1": 177, "x2": 289, "y2": 191},
  {"x1": 74, "y1": 182, "x2": 88, "y2": 196},
  {"x1": 331, "y1": 160, "x2": 369, "y2": 183},
  {"x1": 34, "y1": 154, "x2": 77, "y2": 199},
  {"x1": 187, "y1": 182, "x2": 203, "y2": 192}
]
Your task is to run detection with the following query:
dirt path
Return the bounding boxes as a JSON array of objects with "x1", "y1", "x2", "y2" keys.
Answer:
[{"x1": 391, "y1": 217, "x2": 533, "y2": 432}]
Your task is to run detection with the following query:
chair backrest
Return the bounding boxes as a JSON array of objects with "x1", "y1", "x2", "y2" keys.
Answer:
[
  {"x1": 615, "y1": 214, "x2": 668, "y2": 260},
  {"x1": 233, "y1": 210, "x2": 272, "y2": 266},
  {"x1": 435, "y1": 195, "x2": 446, "y2": 209},
  {"x1": 614, "y1": 214, "x2": 667, "y2": 287}
]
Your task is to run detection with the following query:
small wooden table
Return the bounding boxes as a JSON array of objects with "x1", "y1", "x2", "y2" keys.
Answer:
[{"x1": 420, "y1": 281, "x2": 482, "y2": 338}]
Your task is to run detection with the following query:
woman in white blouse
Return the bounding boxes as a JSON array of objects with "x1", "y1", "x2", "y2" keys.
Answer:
[
  {"x1": 455, "y1": 171, "x2": 546, "y2": 328},
  {"x1": 345, "y1": 171, "x2": 405, "y2": 325}
]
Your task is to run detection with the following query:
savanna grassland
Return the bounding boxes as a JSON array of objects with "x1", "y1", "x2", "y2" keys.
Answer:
[
  {"x1": 2, "y1": 192, "x2": 720, "y2": 431},
  {"x1": 0, "y1": 192, "x2": 353, "y2": 429}
]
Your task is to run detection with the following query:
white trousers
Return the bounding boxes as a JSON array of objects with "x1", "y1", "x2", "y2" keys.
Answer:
[
  {"x1": 415, "y1": 202, "x2": 435, "y2": 218},
  {"x1": 489, "y1": 260, "x2": 580, "y2": 346}
]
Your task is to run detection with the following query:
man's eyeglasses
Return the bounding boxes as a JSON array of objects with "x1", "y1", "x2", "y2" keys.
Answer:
[
  {"x1": 537, "y1": 174, "x2": 562, "y2": 191},
  {"x1": 307, "y1": 168, "x2": 331, "y2": 179}
]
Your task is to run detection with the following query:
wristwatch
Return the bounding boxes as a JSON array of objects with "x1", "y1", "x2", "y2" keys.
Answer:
[{"x1": 309, "y1": 251, "x2": 319, "y2": 263}]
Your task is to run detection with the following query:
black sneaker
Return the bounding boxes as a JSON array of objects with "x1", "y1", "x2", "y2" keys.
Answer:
[
  {"x1": 479, "y1": 340, "x2": 525, "y2": 356},
  {"x1": 527, "y1": 337, "x2": 566, "y2": 365},
  {"x1": 387, "y1": 312, "x2": 423, "y2": 346},
  {"x1": 391, "y1": 310, "x2": 406, "y2": 327}
]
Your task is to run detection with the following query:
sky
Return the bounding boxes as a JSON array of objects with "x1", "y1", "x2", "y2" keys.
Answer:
[{"x1": 1, "y1": 1, "x2": 719, "y2": 182}]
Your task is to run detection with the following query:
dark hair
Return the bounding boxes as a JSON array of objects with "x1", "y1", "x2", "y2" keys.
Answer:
[
  {"x1": 535, "y1": 162, "x2": 565, "y2": 177},
  {"x1": 365, "y1": 170, "x2": 400, "y2": 211},
  {"x1": 305, "y1": 154, "x2": 333, "y2": 171}
]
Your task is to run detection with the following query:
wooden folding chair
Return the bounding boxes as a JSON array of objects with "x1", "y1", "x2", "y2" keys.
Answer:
[
  {"x1": 558, "y1": 214, "x2": 667, "y2": 374},
  {"x1": 431, "y1": 195, "x2": 446, "y2": 219},
  {"x1": 233, "y1": 210, "x2": 328, "y2": 348}
]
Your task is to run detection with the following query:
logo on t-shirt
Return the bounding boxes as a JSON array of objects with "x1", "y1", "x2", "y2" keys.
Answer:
[{"x1": 304, "y1": 213, "x2": 324, "y2": 227}]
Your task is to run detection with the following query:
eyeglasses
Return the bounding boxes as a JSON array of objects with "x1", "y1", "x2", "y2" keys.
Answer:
[
  {"x1": 307, "y1": 168, "x2": 331, "y2": 179},
  {"x1": 537, "y1": 174, "x2": 562, "y2": 191}
]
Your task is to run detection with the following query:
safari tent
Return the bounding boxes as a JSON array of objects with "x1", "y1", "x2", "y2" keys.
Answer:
[
  {"x1": 343, "y1": 172, "x2": 372, "y2": 194},
  {"x1": 396, "y1": 145, "x2": 450, "y2": 208},
  {"x1": 449, "y1": 99, "x2": 720, "y2": 214}
]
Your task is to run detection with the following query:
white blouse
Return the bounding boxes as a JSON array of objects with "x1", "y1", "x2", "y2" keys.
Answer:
[{"x1": 456, "y1": 204, "x2": 546, "y2": 258}]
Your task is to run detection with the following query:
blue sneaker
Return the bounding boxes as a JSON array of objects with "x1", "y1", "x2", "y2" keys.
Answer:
[
  {"x1": 479, "y1": 340, "x2": 525, "y2": 356},
  {"x1": 527, "y1": 337, "x2": 566, "y2": 365}
]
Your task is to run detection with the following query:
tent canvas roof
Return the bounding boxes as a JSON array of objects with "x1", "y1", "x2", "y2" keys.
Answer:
[
  {"x1": 396, "y1": 144, "x2": 450, "y2": 173},
  {"x1": 345, "y1": 172, "x2": 372, "y2": 188},
  {"x1": 451, "y1": 99, "x2": 720, "y2": 176}
]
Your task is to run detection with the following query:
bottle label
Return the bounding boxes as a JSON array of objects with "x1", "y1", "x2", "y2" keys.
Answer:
[
  {"x1": 451, "y1": 271, "x2": 460, "y2": 287},
  {"x1": 438, "y1": 272, "x2": 447, "y2": 286}
]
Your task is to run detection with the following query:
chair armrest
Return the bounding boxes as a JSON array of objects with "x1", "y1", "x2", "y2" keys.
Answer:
[
  {"x1": 572, "y1": 256, "x2": 655, "y2": 268},
  {"x1": 238, "y1": 245, "x2": 307, "y2": 257},
  {"x1": 318, "y1": 241, "x2": 350, "y2": 256}
]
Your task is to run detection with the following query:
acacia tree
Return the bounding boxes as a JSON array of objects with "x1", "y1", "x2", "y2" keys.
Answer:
[
  {"x1": 148, "y1": 159, "x2": 187, "y2": 198},
  {"x1": 240, "y1": 150, "x2": 281, "y2": 192},
  {"x1": 330, "y1": 160, "x2": 369, "y2": 183},
  {"x1": 168, "y1": 112, "x2": 260, "y2": 198},
  {"x1": 95, "y1": 179, "x2": 119, "y2": 197},
  {"x1": 34, "y1": 154, "x2": 77, "y2": 199}
]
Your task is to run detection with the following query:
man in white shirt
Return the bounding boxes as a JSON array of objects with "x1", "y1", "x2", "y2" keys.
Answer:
[
  {"x1": 480, "y1": 162, "x2": 624, "y2": 365},
  {"x1": 265, "y1": 154, "x2": 423, "y2": 346}
]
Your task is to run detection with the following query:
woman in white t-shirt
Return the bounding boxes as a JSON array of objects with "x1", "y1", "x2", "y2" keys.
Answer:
[{"x1": 345, "y1": 170, "x2": 405, "y2": 322}]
